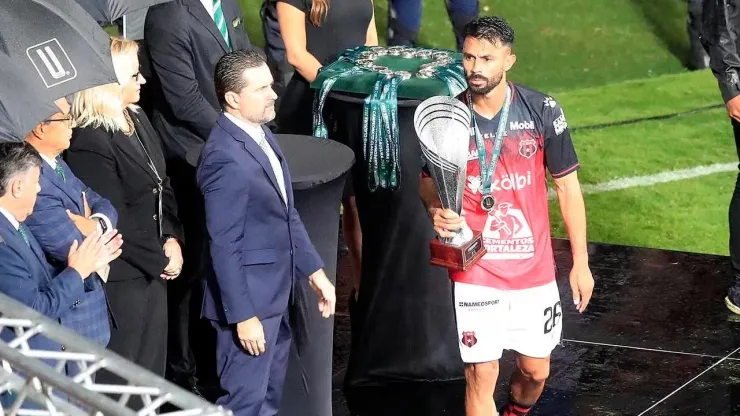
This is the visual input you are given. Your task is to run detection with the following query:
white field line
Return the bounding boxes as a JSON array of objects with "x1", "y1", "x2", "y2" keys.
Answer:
[{"x1": 548, "y1": 162, "x2": 737, "y2": 199}]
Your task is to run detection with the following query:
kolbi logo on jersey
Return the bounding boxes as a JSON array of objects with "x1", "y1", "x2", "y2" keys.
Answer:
[{"x1": 467, "y1": 171, "x2": 532, "y2": 193}]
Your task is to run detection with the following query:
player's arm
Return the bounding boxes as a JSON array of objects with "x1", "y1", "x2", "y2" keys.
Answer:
[
  {"x1": 543, "y1": 97, "x2": 593, "y2": 312},
  {"x1": 552, "y1": 172, "x2": 587, "y2": 267}
]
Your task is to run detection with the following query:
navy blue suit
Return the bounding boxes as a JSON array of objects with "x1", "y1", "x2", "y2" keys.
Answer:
[
  {"x1": 0, "y1": 214, "x2": 107, "y2": 367},
  {"x1": 197, "y1": 115, "x2": 323, "y2": 416},
  {"x1": 23, "y1": 158, "x2": 117, "y2": 344}
]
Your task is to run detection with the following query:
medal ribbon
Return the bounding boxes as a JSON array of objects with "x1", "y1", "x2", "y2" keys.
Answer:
[
  {"x1": 313, "y1": 46, "x2": 468, "y2": 191},
  {"x1": 469, "y1": 85, "x2": 512, "y2": 199},
  {"x1": 312, "y1": 66, "x2": 364, "y2": 138}
]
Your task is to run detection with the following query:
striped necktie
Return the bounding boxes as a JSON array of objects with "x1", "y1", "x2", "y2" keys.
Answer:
[
  {"x1": 18, "y1": 224, "x2": 30, "y2": 247},
  {"x1": 212, "y1": 0, "x2": 231, "y2": 51},
  {"x1": 54, "y1": 159, "x2": 66, "y2": 182}
]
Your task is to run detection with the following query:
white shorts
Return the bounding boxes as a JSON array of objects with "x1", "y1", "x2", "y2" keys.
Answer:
[{"x1": 453, "y1": 280, "x2": 563, "y2": 363}]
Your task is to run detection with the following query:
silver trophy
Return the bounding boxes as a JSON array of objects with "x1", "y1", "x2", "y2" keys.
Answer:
[{"x1": 414, "y1": 96, "x2": 486, "y2": 270}]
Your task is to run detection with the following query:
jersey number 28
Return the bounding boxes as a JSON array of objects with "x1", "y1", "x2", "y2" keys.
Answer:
[{"x1": 543, "y1": 301, "x2": 562, "y2": 334}]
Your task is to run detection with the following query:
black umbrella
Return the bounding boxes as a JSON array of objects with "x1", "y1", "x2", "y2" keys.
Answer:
[
  {"x1": 0, "y1": 57, "x2": 59, "y2": 143},
  {"x1": 74, "y1": 0, "x2": 173, "y2": 24},
  {"x1": 0, "y1": 0, "x2": 118, "y2": 102}
]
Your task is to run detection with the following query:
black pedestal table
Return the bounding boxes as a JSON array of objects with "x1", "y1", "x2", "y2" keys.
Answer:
[
  {"x1": 275, "y1": 134, "x2": 354, "y2": 416},
  {"x1": 324, "y1": 92, "x2": 466, "y2": 388}
]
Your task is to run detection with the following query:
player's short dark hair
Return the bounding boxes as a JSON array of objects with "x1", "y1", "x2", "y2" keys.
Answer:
[
  {"x1": 0, "y1": 142, "x2": 42, "y2": 197},
  {"x1": 463, "y1": 16, "x2": 515, "y2": 47},
  {"x1": 215, "y1": 48, "x2": 268, "y2": 108}
]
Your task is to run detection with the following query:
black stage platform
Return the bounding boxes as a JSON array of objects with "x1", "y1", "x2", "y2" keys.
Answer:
[{"x1": 330, "y1": 238, "x2": 740, "y2": 415}]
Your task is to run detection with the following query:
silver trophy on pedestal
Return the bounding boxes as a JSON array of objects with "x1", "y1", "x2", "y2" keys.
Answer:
[{"x1": 414, "y1": 96, "x2": 486, "y2": 271}]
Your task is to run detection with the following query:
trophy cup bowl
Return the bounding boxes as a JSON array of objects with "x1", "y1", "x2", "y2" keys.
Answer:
[{"x1": 414, "y1": 96, "x2": 486, "y2": 271}]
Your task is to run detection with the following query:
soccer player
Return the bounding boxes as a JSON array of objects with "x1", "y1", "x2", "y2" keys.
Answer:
[{"x1": 420, "y1": 16, "x2": 594, "y2": 416}]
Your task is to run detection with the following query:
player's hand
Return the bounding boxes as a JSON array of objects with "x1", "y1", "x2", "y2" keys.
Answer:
[
  {"x1": 569, "y1": 260, "x2": 594, "y2": 313},
  {"x1": 236, "y1": 317, "x2": 266, "y2": 356},
  {"x1": 727, "y1": 95, "x2": 740, "y2": 122},
  {"x1": 431, "y1": 208, "x2": 465, "y2": 239},
  {"x1": 309, "y1": 269, "x2": 336, "y2": 318}
]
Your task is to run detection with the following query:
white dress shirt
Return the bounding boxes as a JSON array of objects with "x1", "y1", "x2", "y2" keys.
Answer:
[
  {"x1": 224, "y1": 113, "x2": 288, "y2": 205},
  {"x1": 0, "y1": 206, "x2": 19, "y2": 231},
  {"x1": 40, "y1": 154, "x2": 112, "y2": 233},
  {"x1": 200, "y1": 0, "x2": 215, "y2": 19}
]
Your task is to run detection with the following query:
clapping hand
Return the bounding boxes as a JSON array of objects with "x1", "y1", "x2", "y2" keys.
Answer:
[{"x1": 68, "y1": 230, "x2": 122, "y2": 279}]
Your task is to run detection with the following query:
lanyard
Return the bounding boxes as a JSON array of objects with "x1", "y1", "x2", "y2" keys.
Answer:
[{"x1": 468, "y1": 85, "x2": 512, "y2": 209}]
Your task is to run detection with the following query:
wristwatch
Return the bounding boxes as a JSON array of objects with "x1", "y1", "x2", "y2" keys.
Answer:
[{"x1": 95, "y1": 217, "x2": 108, "y2": 234}]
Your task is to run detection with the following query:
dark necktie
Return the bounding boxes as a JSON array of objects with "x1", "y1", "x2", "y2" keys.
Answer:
[
  {"x1": 18, "y1": 224, "x2": 30, "y2": 247},
  {"x1": 54, "y1": 160, "x2": 66, "y2": 182}
]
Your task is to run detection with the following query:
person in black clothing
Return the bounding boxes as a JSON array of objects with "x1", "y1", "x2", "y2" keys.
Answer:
[
  {"x1": 276, "y1": 0, "x2": 378, "y2": 300},
  {"x1": 701, "y1": 0, "x2": 740, "y2": 314},
  {"x1": 261, "y1": 0, "x2": 294, "y2": 108},
  {"x1": 67, "y1": 38, "x2": 185, "y2": 407}
]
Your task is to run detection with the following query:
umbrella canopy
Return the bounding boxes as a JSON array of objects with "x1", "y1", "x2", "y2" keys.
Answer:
[
  {"x1": 74, "y1": 0, "x2": 172, "y2": 24},
  {"x1": 0, "y1": 0, "x2": 118, "y2": 102},
  {"x1": 0, "y1": 57, "x2": 59, "y2": 143}
]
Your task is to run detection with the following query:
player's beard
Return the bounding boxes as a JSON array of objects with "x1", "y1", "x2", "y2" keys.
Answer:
[{"x1": 467, "y1": 71, "x2": 504, "y2": 96}]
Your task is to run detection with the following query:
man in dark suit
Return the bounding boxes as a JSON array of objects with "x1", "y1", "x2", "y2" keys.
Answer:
[
  {"x1": 197, "y1": 50, "x2": 336, "y2": 416},
  {"x1": 23, "y1": 98, "x2": 118, "y2": 349},
  {"x1": 144, "y1": 0, "x2": 251, "y2": 392},
  {"x1": 0, "y1": 142, "x2": 122, "y2": 385}
]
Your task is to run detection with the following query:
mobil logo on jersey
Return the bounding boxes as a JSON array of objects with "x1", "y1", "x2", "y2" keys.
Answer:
[{"x1": 509, "y1": 120, "x2": 534, "y2": 131}]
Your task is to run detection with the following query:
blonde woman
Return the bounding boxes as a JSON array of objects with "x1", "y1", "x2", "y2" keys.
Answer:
[{"x1": 66, "y1": 38, "x2": 184, "y2": 383}]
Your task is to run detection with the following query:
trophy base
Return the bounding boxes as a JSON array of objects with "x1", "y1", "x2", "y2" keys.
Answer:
[{"x1": 430, "y1": 230, "x2": 486, "y2": 271}]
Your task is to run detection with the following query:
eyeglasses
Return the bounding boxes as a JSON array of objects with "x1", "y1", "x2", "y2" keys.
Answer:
[
  {"x1": 132, "y1": 71, "x2": 142, "y2": 80},
  {"x1": 43, "y1": 115, "x2": 76, "y2": 128}
]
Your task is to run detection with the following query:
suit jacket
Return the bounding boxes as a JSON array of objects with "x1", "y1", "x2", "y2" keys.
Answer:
[
  {"x1": 23, "y1": 158, "x2": 117, "y2": 329},
  {"x1": 25, "y1": 159, "x2": 118, "y2": 270},
  {"x1": 701, "y1": 0, "x2": 740, "y2": 103},
  {"x1": 65, "y1": 109, "x2": 184, "y2": 282},
  {"x1": 0, "y1": 215, "x2": 110, "y2": 352},
  {"x1": 144, "y1": 0, "x2": 251, "y2": 164},
  {"x1": 197, "y1": 114, "x2": 324, "y2": 324}
]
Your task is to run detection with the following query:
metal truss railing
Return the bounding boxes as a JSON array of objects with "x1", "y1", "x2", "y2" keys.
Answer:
[{"x1": 0, "y1": 292, "x2": 232, "y2": 416}]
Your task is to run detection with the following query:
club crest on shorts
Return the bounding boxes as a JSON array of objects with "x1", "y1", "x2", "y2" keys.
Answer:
[
  {"x1": 519, "y1": 138, "x2": 537, "y2": 159},
  {"x1": 461, "y1": 331, "x2": 477, "y2": 347}
]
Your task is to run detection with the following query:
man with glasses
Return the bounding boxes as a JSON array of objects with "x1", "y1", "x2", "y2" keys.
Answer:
[{"x1": 22, "y1": 97, "x2": 119, "y2": 349}]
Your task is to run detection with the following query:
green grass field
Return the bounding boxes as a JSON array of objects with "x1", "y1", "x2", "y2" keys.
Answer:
[
  {"x1": 235, "y1": 0, "x2": 734, "y2": 255},
  {"x1": 547, "y1": 70, "x2": 734, "y2": 255},
  {"x1": 238, "y1": 0, "x2": 691, "y2": 91}
]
